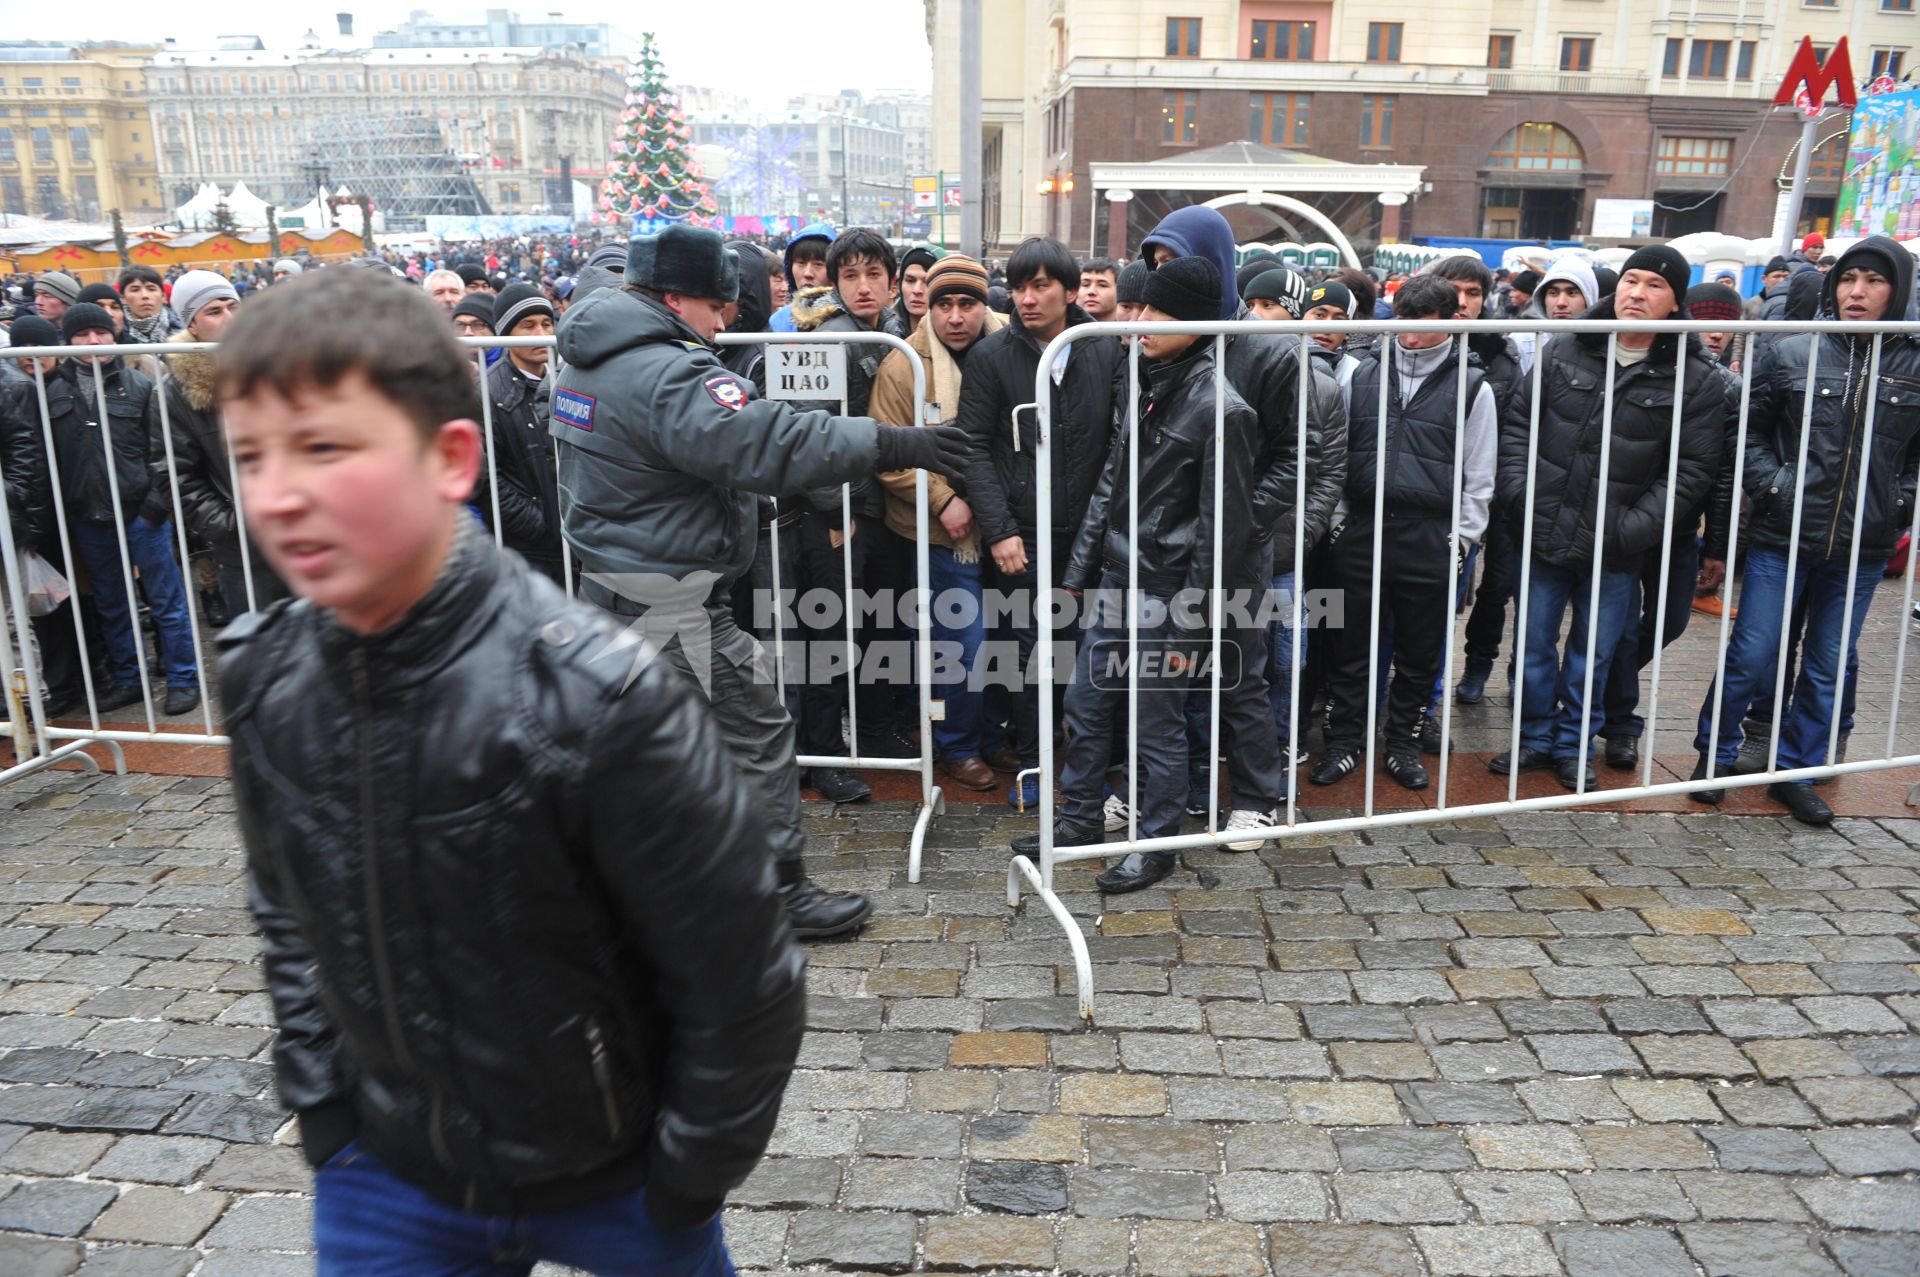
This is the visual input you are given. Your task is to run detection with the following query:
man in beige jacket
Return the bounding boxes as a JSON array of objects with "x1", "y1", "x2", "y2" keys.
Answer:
[{"x1": 871, "y1": 255, "x2": 1007, "y2": 791}]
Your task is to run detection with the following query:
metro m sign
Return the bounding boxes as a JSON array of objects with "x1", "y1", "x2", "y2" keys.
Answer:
[{"x1": 1774, "y1": 35, "x2": 1857, "y2": 109}]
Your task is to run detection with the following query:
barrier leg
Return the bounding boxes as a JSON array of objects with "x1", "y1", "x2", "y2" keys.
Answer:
[{"x1": 1008, "y1": 853, "x2": 1095, "y2": 1021}]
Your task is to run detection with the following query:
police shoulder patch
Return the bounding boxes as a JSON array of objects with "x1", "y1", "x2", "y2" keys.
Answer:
[
  {"x1": 704, "y1": 375, "x2": 747, "y2": 411},
  {"x1": 553, "y1": 387, "x2": 596, "y2": 432}
]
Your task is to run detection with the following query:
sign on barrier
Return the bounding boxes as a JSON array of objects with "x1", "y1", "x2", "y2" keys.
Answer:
[{"x1": 766, "y1": 343, "x2": 848, "y2": 401}]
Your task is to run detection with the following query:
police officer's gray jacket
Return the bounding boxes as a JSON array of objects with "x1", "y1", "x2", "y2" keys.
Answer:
[{"x1": 550, "y1": 287, "x2": 883, "y2": 602}]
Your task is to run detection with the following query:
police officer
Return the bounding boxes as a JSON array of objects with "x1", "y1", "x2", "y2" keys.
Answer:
[{"x1": 551, "y1": 225, "x2": 969, "y2": 939}]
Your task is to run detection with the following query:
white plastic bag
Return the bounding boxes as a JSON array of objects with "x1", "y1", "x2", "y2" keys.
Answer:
[{"x1": 23, "y1": 551, "x2": 70, "y2": 618}]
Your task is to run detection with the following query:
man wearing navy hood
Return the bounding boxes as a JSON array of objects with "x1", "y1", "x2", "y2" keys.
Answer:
[
  {"x1": 768, "y1": 223, "x2": 836, "y2": 333},
  {"x1": 1139, "y1": 206, "x2": 1342, "y2": 846},
  {"x1": 1693, "y1": 235, "x2": 1920, "y2": 824}
]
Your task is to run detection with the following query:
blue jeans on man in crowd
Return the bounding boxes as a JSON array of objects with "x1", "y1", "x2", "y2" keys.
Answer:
[
  {"x1": 1516, "y1": 558, "x2": 1639, "y2": 760},
  {"x1": 1265, "y1": 570, "x2": 1308, "y2": 749},
  {"x1": 66, "y1": 515, "x2": 198, "y2": 691},
  {"x1": 1601, "y1": 535, "x2": 1700, "y2": 742},
  {"x1": 1693, "y1": 544, "x2": 1881, "y2": 777},
  {"x1": 313, "y1": 1141, "x2": 735, "y2": 1277},
  {"x1": 926, "y1": 544, "x2": 996, "y2": 762},
  {"x1": 1060, "y1": 582, "x2": 1193, "y2": 839}
]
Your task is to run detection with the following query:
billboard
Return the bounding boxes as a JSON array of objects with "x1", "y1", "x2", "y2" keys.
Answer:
[{"x1": 1835, "y1": 87, "x2": 1920, "y2": 240}]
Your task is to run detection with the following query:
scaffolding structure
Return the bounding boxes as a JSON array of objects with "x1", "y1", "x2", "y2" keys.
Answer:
[{"x1": 293, "y1": 113, "x2": 491, "y2": 226}]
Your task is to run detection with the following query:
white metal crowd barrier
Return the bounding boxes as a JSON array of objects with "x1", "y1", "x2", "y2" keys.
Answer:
[
  {"x1": 1009, "y1": 316, "x2": 1920, "y2": 1021},
  {"x1": 0, "y1": 330, "x2": 948, "y2": 881}
]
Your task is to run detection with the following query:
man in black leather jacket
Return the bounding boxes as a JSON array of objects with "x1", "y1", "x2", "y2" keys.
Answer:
[
  {"x1": 1694, "y1": 235, "x2": 1920, "y2": 824},
  {"x1": 1011, "y1": 257, "x2": 1260, "y2": 894},
  {"x1": 216, "y1": 269, "x2": 804, "y2": 1273}
]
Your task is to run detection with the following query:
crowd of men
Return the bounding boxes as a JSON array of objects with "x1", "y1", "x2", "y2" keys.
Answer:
[{"x1": 3, "y1": 216, "x2": 1918, "y2": 893}]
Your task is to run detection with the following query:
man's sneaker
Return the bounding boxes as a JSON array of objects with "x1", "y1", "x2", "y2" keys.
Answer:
[
  {"x1": 1309, "y1": 749, "x2": 1359, "y2": 787},
  {"x1": 1383, "y1": 753, "x2": 1429, "y2": 791},
  {"x1": 1768, "y1": 780, "x2": 1833, "y2": 826},
  {"x1": 811, "y1": 768, "x2": 871, "y2": 804},
  {"x1": 1555, "y1": 756, "x2": 1596, "y2": 791},
  {"x1": 1223, "y1": 807, "x2": 1276, "y2": 851},
  {"x1": 1418, "y1": 712, "x2": 1450, "y2": 755},
  {"x1": 163, "y1": 685, "x2": 200, "y2": 717},
  {"x1": 1007, "y1": 773, "x2": 1039, "y2": 812},
  {"x1": 1455, "y1": 665, "x2": 1490, "y2": 704},
  {"x1": 1011, "y1": 821, "x2": 1104, "y2": 858},
  {"x1": 93, "y1": 684, "x2": 143, "y2": 713},
  {"x1": 1689, "y1": 755, "x2": 1726, "y2": 805},
  {"x1": 1185, "y1": 791, "x2": 1211, "y2": 818},
  {"x1": 1736, "y1": 719, "x2": 1773, "y2": 774},
  {"x1": 1279, "y1": 743, "x2": 1309, "y2": 769},
  {"x1": 1103, "y1": 793, "x2": 1136, "y2": 833},
  {"x1": 778, "y1": 875, "x2": 872, "y2": 940}
]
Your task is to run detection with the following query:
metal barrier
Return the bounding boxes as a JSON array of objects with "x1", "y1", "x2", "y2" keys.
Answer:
[
  {"x1": 0, "y1": 329, "x2": 948, "y2": 880},
  {"x1": 1008, "y1": 317, "x2": 1920, "y2": 1020}
]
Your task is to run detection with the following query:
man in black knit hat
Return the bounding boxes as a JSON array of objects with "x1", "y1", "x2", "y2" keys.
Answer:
[{"x1": 1011, "y1": 256, "x2": 1261, "y2": 894}]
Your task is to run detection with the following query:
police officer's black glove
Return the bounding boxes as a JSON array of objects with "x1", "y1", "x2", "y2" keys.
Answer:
[{"x1": 874, "y1": 423, "x2": 970, "y2": 482}]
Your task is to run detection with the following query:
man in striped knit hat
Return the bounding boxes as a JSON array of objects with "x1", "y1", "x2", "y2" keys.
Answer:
[{"x1": 870, "y1": 255, "x2": 1009, "y2": 791}]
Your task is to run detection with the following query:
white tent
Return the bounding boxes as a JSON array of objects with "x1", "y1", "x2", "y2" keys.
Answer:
[
  {"x1": 222, "y1": 181, "x2": 274, "y2": 228},
  {"x1": 284, "y1": 188, "x2": 334, "y2": 230},
  {"x1": 173, "y1": 183, "x2": 223, "y2": 226}
]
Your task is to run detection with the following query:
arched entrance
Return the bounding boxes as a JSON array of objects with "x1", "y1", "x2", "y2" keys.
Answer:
[
  {"x1": 1200, "y1": 191, "x2": 1361, "y2": 267},
  {"x1": 1480, "y1": 123, "x2": 1586, "y2": 239}
]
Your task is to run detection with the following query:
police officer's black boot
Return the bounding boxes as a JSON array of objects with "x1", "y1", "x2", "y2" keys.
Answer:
[{"x1": 777, "y1": 861, "x2": 872, "y2": 940}]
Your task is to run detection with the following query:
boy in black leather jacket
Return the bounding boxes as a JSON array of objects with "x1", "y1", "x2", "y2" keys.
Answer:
[{"x1": 216, "y1": 269, "x2": 804, "y2": 1274}]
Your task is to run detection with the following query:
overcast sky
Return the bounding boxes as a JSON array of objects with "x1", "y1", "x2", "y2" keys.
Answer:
[{"x1": 10, "y1": 3, "x2": 931, "y2": 113}]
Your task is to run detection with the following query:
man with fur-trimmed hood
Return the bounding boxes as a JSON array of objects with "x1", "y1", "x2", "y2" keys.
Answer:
[{"x1": 160, "y1": 272, "x2": 287, "y2": 617}]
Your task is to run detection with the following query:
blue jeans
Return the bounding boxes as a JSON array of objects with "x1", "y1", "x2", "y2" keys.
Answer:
[
  {"x1": 314, "y1": 1141, "x2": 736, "y2": 1277},
  {"x1": 1693, "y1": 544, "x2": 1880, "y2": 776},
  {"x1": 927, "y1": 545, "x2": 990, "y2": 761},
  {"x1": 67, "y1": 515, "x2": 198, "y2": 689},
  {"x1": 1516, "y1": 558, "x2": 1639, "y2": 759},
  {"x1": 1265, "y1": 571, "x2": 1308, "y2": 744}
]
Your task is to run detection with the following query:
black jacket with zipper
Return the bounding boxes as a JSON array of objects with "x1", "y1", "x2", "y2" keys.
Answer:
[
  {"x1": 1745, "y1": 237, "x2": 1920, "y2": 564},
  {"x1": 1222, "y1": 310, "x2": 1345, "y2": 576},
  {"x1": 1065, "y1": 343, "x2": 1259, "y2": 598},
  {"x1": 957, "y1": 303, "x2": 1124, "y2": 556},
  {"x1": 1, "y1": 378, "x2": 52, "y2": 549},
  {"x1": 477, "y1": 354, "x2": 564, "y2": 580},
  {"x1": 1498, "y1": 297, "x2": 1727, "y2": 573},
  {"x1": 44, "y1": 357, "x2": 169, "y2": 527},
  {"x1": 223, "y1": 531, "x2": 806, "y2": 1219}
]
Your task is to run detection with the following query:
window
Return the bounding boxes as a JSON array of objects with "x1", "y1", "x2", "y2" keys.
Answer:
[
  {"x1": 1166, "y1": 17, "x2": 1201, "y2": 57},
  {"x1": 328, "y1": 74, "x2": 338, "y2": 89},
  {"x1": 1690, "y1": 39, "x2": 1731, "y2": 78},
  {"x1": 1161, "y1": 90, "x2": 1197, "y2": 144},
  {"x1": 63, "y1": 107, "x2": 83, "y2": 117},
  {"x1": 1367, "y1": 23, "x2": 1403, "y2": 62},
  {"x1": 1872, "y1": 48, "x2": 1908, "y2": 78},
  {"x1": 1250, "y1": 92, "x2": 1311, "y2": 146},
  {"x1": 1, "y1": 177, "x2": 20, "y2": 211},
  {"x1": 1737, "y1": 41, "x2": 1757, "y2": 78},
  {"x1": 59, "y1": 76, "x2": 80, "y2": 88},
  {"x1": 1489, "y1": 35, "x2": 1514, "y2": 69},
  {"x1": 26, "y1": 107, "x2": 47, "y2": 118},
  {"x1": 1804, "y1": 0, "x2": 1836, "y2": 6},
  {"x1": 1251, "y1": 20, "x2": 1315, "y2": 60},
  {"x1": 1486, "y1": 122, "x2": 1585, "y2": 171},
  {"x1": 0, "y1": 128, "x2": 12, "y2": 163},
  {"x1": 68, "y1": 127, "x2": 89, "y2": 162},
  {"x1": 30, "y1": 127, "x2": 52, "y2": 164},
  {"x1": 1664, "y1": 38, "x2": 1683, "y2": 76},
  {"x1": 1359, "y1": 94, "x2": 1395, "y2": 148},
  {"x1": 1561, "y1": 38, "x2": 1595, "y2": 71},
  {"x1": 1884, "y1": 0, "x2": 1913, "y2": 12},
  {"x1": 500, "y1": 181, "x2": 520, "y2": 203},
  {"x1": 1808, "y1": 130, "x2": 1849, "y2": 181},
  {"x1": 1657, "y1": 135, "x2": 1732, "y2": 176}
]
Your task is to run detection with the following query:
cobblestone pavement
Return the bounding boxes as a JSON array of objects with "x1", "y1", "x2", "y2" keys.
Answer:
[{"x1": 0, "y1": 771, "x2": 1917, "y2": 1275}]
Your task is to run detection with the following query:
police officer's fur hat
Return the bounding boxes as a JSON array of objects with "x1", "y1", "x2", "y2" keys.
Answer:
[{"x1": 625, "y1": 225, "x2": 739, "y2": 303}]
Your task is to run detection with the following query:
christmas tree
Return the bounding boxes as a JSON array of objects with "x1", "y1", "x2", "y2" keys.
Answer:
[{"x1": 599, "y1": 34, "x2": 717, "y2": 231}]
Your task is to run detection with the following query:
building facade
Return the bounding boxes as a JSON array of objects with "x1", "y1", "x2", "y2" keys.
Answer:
[
  {"x1": 370, "y1": 9, "x2": 632, "y2": 60},
  {"x1": 143, "y1": 37, "x2": 625, "y2": 220},
  {"x1": 929, "y1": 0, "x2": 1898, "y2": 254},
  {"x1": 0, "y1": 43, "x2": 164, "y2": 222}
]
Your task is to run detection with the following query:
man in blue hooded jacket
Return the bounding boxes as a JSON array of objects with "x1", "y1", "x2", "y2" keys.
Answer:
[
  {"x1": 1138, "y1": 206, "x2": 1342, "y2": 850},
  {"x1": 768, "y1": 223, "x2": 836, "y2": 333}
]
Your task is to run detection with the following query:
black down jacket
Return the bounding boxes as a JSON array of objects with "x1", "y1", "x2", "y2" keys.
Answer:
[
  {"x1": 1499, "y1": 296, "x2": 1726, "y2": 573},
  {"x1": 1065, "y1": 343, "x2": 1260, "y2": 598},
  {"x1": 957, "y1": 303, "x2": 1124, "y2": 556},
  {"x1": 223, "y1": 532, "x2": 806, "y2": 1217},
  {"x1": 477, "y1": 355, "x2": 564, "y2": 581},
  {"x1": 1745, "y1": 237, "x2": 1920, "y2": 563},
  {"x1": 1, "y1": 378, "x2": 52, "y2": 548},
  {"x1": 1222, "y1": 312, "x2": 1346, "y2": 577},
  {"x1": 44, "y1": 357, "x2": 169, "y2": 527}
]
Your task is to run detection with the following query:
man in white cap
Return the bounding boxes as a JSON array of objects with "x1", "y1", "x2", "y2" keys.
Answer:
[{"x1": 273, "y1": 259, "x2": 304, "y2": 284}]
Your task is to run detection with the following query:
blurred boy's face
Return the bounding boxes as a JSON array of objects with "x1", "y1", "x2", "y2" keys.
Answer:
[
  {"x1": 1079, "y1": 269, "x2": 1116, "y2": 320},
  {"x1": 1248, "y1": 297, "x2": 1291, "y2": 322},
  {"x1": 1304, "y1": 302, "x2": 1346, "y2": 350},
  {"x1": 769, "y1": 263, "x2": 789, "y2": 308},
  {"x1": 225, "y1": 371, "x2": 480, "y2": 635},
  {"x1": 122, "y1": 278, "x2": 166, "y2": 320},
  {"x1": 899, "y1": 263, "x2": 931, "y2": 318},
  {"x1": 791, "y1": 251, "x2": 828, "y2": 290}
]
